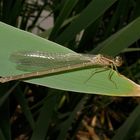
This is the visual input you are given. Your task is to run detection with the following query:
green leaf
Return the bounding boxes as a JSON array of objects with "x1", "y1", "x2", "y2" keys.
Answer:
[
  {"x1": 56, "y1": 95, "x2": 88, "y2": 140},
  {"x1": 112, "y1": 104, "x2": 140, "y2": 140},
  {"x1": 49, "y1": 0, "x2": 79, "y2": 39},
  {"x1": 55, "y1": 0, "x2": 117, "y2": 44},
  {"x1": 0, "y1": 83, "x2": 18, "y2": 107},
  {"x1": 0, "y1": 99, "x2": 11, "y2": 140},
  {"x1": 14, "y1": 86, "x2": 35, "y2": 130},
  {"x1": 0, "y1": 21, "x2": 140, "y2": 96},
  {"x1": 93, "y1": 17, "x2": 140, "y2": 56},
  {"x1": 30, "y1": 93, "x2": 59, "y2": 140}
]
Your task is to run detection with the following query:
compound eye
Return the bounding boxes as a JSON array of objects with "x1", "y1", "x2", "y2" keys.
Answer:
[{"x1": 114, "y1": 56, "x2": 123, "y2": 66}]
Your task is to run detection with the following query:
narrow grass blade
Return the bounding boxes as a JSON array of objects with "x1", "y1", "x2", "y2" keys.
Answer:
[
  {"x1": 55, "y1": 0, "x2": 117, "y2": 44},
  {"x1": 93, "y1": 17, "x2": 140, "y2": 56},
  {"x1": 112, "y1": 103, "x2": 140, "y2": 140}
]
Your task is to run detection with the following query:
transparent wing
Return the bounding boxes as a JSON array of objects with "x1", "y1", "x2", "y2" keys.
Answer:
[{"x1": 10, "y1": 51, "x2": 94, "y2": 72}]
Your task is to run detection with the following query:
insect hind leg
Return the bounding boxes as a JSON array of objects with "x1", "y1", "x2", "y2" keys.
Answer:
[
  {"x1": 84, "y1": 66, "x2": 117, "y2": 88},
  {"x1": 84, "y1": 67, "x2": 109, "y2": 83}
]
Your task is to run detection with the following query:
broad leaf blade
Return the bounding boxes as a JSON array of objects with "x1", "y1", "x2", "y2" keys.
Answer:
[{"x1": 0, "y1": 22, "x2": 140, "y2": 96}]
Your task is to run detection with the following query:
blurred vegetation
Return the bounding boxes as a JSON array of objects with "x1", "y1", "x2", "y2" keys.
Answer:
[{"x1": 0, "y1": 0, "x2": 140, "y2": 140}]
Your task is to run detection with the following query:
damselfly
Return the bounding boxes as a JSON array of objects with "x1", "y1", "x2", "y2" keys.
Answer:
[{"x1": 0, "y1": 51, "x2": 123, "y2": 83}]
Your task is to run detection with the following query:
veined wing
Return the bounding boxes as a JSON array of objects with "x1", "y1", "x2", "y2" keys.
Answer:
[{"x1": 10, "y1": 51, "x2": 95, "y2": 72}]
